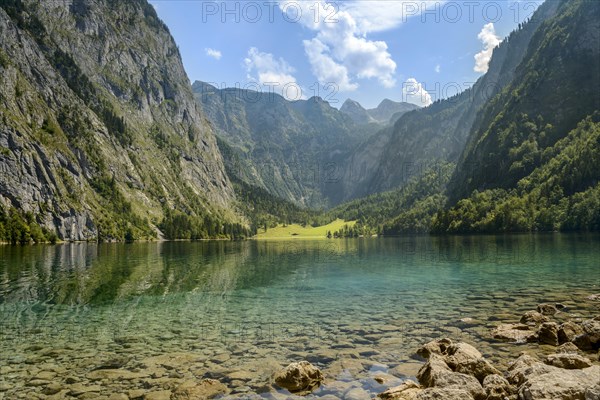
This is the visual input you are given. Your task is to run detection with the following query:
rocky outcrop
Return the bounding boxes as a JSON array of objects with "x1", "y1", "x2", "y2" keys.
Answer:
[
  {"x1": 492, "y1": 324, "x2": 538, "y2": 343},
  {"x1": 0, "y1": 0, "x2": 236, "y2": 241},
  {"x1": 273, "y1": 361, "x2": 323, "y2": 395},
  {"x1": 380, "y1": 336, "x2": 599, "y2": 400},
  {"x1": 517, "y1": 363, "x2": 600, "y2": 399}
]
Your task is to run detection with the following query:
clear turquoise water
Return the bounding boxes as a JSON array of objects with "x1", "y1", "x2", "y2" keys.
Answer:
[{"x1": 1, "y1": 235, "x2": 599, "y2": 398}]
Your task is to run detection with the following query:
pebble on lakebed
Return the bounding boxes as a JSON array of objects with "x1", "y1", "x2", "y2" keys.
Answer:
[{"x1": 2, "y1": 298, "x2": 599, "y2": 399}]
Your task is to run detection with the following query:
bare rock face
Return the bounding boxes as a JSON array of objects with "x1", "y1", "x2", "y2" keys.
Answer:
[
  {"x1": 273, "y1": 361, "x2": 323, "y2": 395},
  {"x1": 416, "y1": 339, "x2": 500, "y2": 383},
  {"x1": 581, "y1": 319, "x2": 600, "y2": 346},
  {"x1": 416, "y1": 388, "x2": 476, "y2": 400},
  {"x1": 378, "y1": 381, "x2": 476, "y2": 400},
  {"x1": 544, "y1": 353, "x2": 593, "y2": 370},
  {"x1": 0, "y1": 1, "x2": 236, "y2": 241}
]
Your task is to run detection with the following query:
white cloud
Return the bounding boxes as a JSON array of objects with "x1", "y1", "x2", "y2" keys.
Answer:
[
  {"x1": 402, "y1": 78, "x2": 433, "y2": 107},
  {"x1": 435, "y1": 64, "x2": 441, "y2": 73},
  {"x1": 283, "y1": 1, "x2": 400, "y2": 91},
  {"x1": 474, "y1": 23, "x2": 501, "y2": 73},
  {"x1": 244, "y1": 47, "x2": 301, "y2": 99},
  {"x1": 340, "y1": 1, "x2": 444, "y2": 33},
  {"x1": 205, "y1": 48, "x2": 222, "y2": 60},
  {"x1": 303, "y1": 39, "x2": 358, "y2": 92}
]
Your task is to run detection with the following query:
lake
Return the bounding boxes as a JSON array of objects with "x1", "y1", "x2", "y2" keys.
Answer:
[{"x1": 1, "y1": 235, "x2": 599, "y2": 398}]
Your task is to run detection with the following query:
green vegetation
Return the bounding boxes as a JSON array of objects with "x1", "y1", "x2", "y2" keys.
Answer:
[
  {"x1": 434, "y1": 116, "x2": 600, "y2": 233},
  {"x1": 0, "y1": 206, "x2": 57, "y2": 244},
  {"x1": 159, "y1": 208, "x2": 251, "y2": 240},
  {"x1": 90, "y1": 175, "x2": 155, "y2": 242},
  {"x1": 329, "y1": 163, "x2": 454, "y2": 235},
  {"x1": 450, "y1": 0, "x2": 600, "y2": 202},
  {"x1": 255, "y1": 219, "x2": 356, "y2": 239}
]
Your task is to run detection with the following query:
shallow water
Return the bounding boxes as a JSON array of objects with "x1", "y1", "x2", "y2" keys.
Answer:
[{"x1": 1, "y1": 235, "x2": 599, "y2": 398}]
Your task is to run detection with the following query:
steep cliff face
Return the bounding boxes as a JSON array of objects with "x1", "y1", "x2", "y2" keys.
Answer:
[{"x1": 0, "y1": 0, "x2": 235, "y2": 240}]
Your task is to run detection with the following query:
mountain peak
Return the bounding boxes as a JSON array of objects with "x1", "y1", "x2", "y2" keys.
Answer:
[{"x1": 377, "y1": 98, "x2": 396, "y2": 107}]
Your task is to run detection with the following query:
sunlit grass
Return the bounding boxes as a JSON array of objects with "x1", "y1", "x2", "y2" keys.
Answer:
[{"x1": 254, "y1": 219, "x2": 356, "y2": 239}]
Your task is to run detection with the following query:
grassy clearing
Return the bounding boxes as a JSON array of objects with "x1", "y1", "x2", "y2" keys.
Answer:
[{"x1": 254, "y1": 219, "x2": 356, "y2": 239}]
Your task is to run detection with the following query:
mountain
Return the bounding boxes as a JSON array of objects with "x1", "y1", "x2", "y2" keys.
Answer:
[
  {"x1": 430, "y1": 0, "x2": 600, "y2": 233},
  {"x1": 368, "y1": 99, "x2": 420, "y2": 124},
  {"x1": 340, "y1": 98, "x2": 419, "y2": 125},
  {"x1": 334, "y1": 0, "x2": 560, "y2": 203},
  {"x1": 448, "y1": 0, "x2": 600, "y2": 203},
  {"x1": 0, "y1": 0, "x2": 242, "y2": 242},
  {"x1": 193, "y1": 81, "x2": 378, "y2": 208},
  {"x1": 331, "y1": 0, "x2": 600, "y2": 235},
  {"x1": 340, "y1": 99, "x2": 374, "y2": 125}
]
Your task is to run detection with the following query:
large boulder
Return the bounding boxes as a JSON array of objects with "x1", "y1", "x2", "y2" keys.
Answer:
[
  {"x1": 444, "y1": 343, "x2": 501, "y2": 383},
  {"x1": 506, "y1": 354, "x2": 541, "y2": 385},
  {"x1": 416, "y1": 338, "x2": 453, "y2": 359},
  {"x1": 520, "y1": 311, "x2": 550, "y2": 325},
  {"x1": 483, "y1": 374, "x2": 514, "y2": 400},
  {"x1": 416, "y1": 355, "x2": 485, "y2": 400},
  {"x1": 517, "y1": 364, "x2": 600, "y2": 399},
  {"x1": 558, "y1": 321, "x2": 585, "y2": 344},
  {"x1": 581, "y1": 319, "x2": 600, "y2": 346},
  {"x1": 544, "y1": 353, "x2": 593, "y2": 370},
  {"x1": 416, "y1": 354, "x2": 452, "y2": 387},
  {"x1": 273, "y1": 361, "x2": 323, "y2": 395},
  {"x1": 378, "y1": 380, "x2": 477, "y2": 400},
  {"x1": 378, "y1": 381, "x2": 422, "y2": 400},
  {"x1": 492, "y1": 324, "x2": 538, "y2": 343},
  {"x1": 557, "y1": 342, "x2": 581, "y2": 354},
  {"x1": 537, "y1": 322, "x2": 559, "y2": 346},
  {"x1": 416, "y1": 339, "x2": 500, "y2": 383}
]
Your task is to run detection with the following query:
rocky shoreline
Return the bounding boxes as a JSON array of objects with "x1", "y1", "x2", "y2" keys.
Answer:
[
  {"x1": 1, "y1": 296, "x2": 599, "y2": 400},
  {"x1": 273, "y1": 299, "x2": 600, "y2": 400}
]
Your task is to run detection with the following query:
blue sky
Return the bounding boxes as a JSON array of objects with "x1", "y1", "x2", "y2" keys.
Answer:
[{"x1": 151, "y1": 0, "x2": 543, "y2": 109}]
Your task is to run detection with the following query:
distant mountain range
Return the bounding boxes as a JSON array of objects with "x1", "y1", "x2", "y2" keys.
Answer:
[
  {"x1": 340, "y1": 98, "x2": 420, "y2": 125},
  {"x1": 193, "y1": 82, "x2": 387, "y2": 208}
]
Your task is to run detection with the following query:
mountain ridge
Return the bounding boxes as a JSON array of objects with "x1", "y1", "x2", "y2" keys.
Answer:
[{"x1": 340, "y1": 98, "x2": 420, "y2": 125}]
